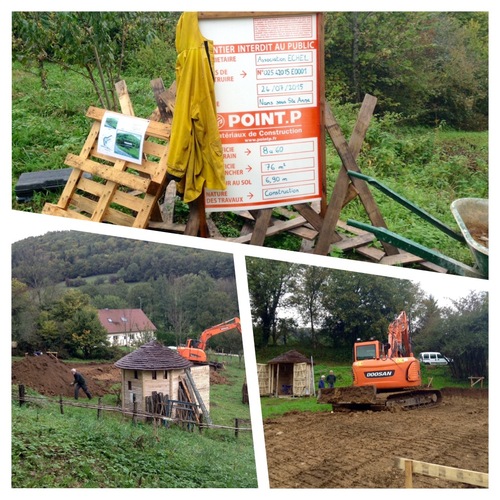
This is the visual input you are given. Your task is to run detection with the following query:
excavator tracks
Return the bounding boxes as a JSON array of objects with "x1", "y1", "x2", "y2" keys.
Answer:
[
  {"x1": 378, "y1": 389, "x2": 442, "y2": 411},
  {"x1": 318, "y1": 387, "x2": 442, "y2": 411}
]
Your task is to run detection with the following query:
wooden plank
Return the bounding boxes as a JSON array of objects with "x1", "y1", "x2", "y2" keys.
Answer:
[
  {"x1": 355, "y1": 245, "x2": 385, "y2": 262},
  {"x1": 288, "y1": 225, "x2": 317, "y2": 240},
  {"x1": 331, "y1": 232, "x2": 375, "y2": 251},
  {"x1": 380, "y1": 252, "x2": 427, "y2": 266},
  {"x1": 45, "y1": 121, "x2": 101, "y2": 211},
  {"x1": 313, "y1": 154, "x2": 351, "y2": 252},
  {"x1": 42, "y1": 203, "x2": 90, "y2": 221},
  {"x1": 148, "y1": 221, "x2": 186, "y2": 233},
  {"x1": 315, "y1": 96, "x2": 398, "y2": 256},
  {"x1": 115, "y1": 80, "x2": 135, "y2": 116},
  {"x1": 394, "y1": 457, "x2": 488, "y2": 488},
  {"x1": 294, "y1": 203, "x2": 323, "y2": 232},
  {"x1": 85, "y1": 106, "x2": 171, "y2": 140},
  {"x1": 158, "y1": 81, "x2": 177, "y2": 115},
  {"x1": 150, "y1": 78, "x2": 169, "y2": 122},
  {"x1": 184, "y1": 196, "x2": 206, "y2": 236},
  {"x1": 235, "y1": 213, "x2": 308, "y2": 243},
  {"x1": 134, "y1": 194, "x2": 162, "y2": 228},
  {"x1": 207, "y1": 217, "x2": 224, "y2": 238},
  {"x1": 64, "y1": 154, "x2": 152, "y2": 192},
  {"x1": 249, "y1": 208, "x2": 273, "y2": 245},
  {"x1": 404, "y1": 459, "x2": 413, "y2": 488}
]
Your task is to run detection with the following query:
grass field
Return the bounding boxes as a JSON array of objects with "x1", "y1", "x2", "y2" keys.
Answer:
[
  {"x1": 11, "y1": 357, "x2": 257, "y2": 488},
  {"x1": 259, "y1": 363, "x2": 478, "y2": 420},
  {"x1": 11, "y1": 61, "x2": 488, "y2": 267}
]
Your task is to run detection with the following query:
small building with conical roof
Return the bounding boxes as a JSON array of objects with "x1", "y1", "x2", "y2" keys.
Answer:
[
  {"x1": 257, "y1": 349, "x2": 314, "y2": 397},
  {"x1": 114, "y1": 341, "x2": 210, "y2": 416}
]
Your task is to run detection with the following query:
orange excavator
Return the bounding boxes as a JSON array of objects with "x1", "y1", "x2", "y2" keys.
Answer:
[
  {"x1": 177, "y1": 317, "x2": 242, "y2": 364},
  {"x1": 318, "y1": 311, "x2": 442, "y2": 410}
]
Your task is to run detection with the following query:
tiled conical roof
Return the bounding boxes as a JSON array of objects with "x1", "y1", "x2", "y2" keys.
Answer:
[
  {"x1": 268, "y1": 349, "x2": 311, "y2": 365},
  {"x1": 115, "y1": 341, "x2": 192, "y2": 370}
]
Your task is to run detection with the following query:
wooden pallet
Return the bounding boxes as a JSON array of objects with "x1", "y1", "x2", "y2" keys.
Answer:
[{"x1": 42, "y1": 106, "x2": 171, "y2": 228}]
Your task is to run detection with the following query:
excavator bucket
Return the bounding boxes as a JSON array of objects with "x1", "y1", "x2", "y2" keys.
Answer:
[{"x1": 317, "y1": 386, "x2": 377, "y2": 405}]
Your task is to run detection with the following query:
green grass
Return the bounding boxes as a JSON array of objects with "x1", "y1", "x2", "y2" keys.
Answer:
[
  {"x1": 260, "y1": 363, "x2": 477, "y2": 420},
  {"x1": 11, "y1": 358, "x2": 257, "y2": 488},
  {"x1": 12, "y1": 61, "x2": 488, "y2": 266}
]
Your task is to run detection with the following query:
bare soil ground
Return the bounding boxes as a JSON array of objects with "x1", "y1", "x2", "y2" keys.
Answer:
[
  {"x1": 11, "y1": 354, "x2": 122, "y2": 399},
  {"x1": 11, "y1": 354, "x2": 230, "y2": 399},
  {"x1": 12, "y1": 356, "x2": 488, "y2": 489},
  {"x1": 263, "y1": 389, "x2": 488, "y2": 489}
]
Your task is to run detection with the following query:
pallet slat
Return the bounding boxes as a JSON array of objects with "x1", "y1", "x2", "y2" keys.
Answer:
[{"x1": 43, "y1": 106, "x2": 170, "y2": 229}]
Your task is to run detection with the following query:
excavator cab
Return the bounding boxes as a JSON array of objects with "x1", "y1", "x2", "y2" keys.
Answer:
[{"x1": 354, "y1": 340, "x2": 380, "y2": 361}]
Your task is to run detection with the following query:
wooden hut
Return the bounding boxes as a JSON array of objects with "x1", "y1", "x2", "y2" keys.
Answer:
[
  {"x1": 114, "y1": 341, "x2": 210, "y2": 421},
  {"x1": 258, "y1": 349, "x2": 314, "y2": 397}
]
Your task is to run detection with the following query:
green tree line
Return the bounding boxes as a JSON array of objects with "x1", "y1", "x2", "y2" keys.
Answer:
[
  {"x1": 246, "y1": 257, "x2": 488, "y2": 380},
  {"x1": 12, "y1": 231, "x2": 241, "y2": 359},
  {"x1": 12, "y1": 11, "x2": 488, "y2": 130}
]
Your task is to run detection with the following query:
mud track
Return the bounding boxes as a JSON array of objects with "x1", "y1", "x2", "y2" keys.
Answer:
[{"x1": 263, "y1": 389, "x2": 488, "y2": 489}]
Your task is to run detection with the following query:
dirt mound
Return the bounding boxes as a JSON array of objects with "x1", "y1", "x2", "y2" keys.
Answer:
[
  {"x1": 12, "y1": 355, "x2": 121, "y2": 398},
  {"x1": 210, "y1": 370, "x2": 230, "y2": 385}
]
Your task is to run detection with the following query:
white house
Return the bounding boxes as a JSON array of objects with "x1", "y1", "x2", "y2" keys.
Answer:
[{"x1": 98, "y1": 308, "x2": 157, "y2": 346}]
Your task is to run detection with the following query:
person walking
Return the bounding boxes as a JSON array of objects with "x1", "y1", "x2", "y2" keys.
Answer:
[
  {"x1": 326, "y1": 370, "x2": 337, "y2": 388},
  {"x1": 70, "y1": 368, "x2": 92, "y2": 400}
]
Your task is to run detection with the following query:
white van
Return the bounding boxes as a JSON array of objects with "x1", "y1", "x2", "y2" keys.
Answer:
[{"x1": 418, "y1": 352, "x2": 450, "y2": 365}]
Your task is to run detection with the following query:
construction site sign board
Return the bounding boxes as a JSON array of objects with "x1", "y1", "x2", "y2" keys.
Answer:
[{"x1": 199, "y1": 13, "x2": 323, "y2": 212}]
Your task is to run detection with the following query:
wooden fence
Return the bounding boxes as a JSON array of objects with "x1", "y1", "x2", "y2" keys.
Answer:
[
  {"x1": 395, "y1": 457, "x2": 488, "y2": 488},
  {"x1": 14, "y1": 385, "x2": 251, "y2": 437}
]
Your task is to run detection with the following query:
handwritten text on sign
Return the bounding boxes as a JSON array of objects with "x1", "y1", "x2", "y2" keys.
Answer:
[{"x1": 200, "y1": 15, "x2": 322, "y2": 212}]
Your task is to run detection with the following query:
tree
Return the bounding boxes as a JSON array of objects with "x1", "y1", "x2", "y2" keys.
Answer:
[
  {"x1": 287, "y1": 265, "x2": 330, "y2": 348},
  {"x1": 67, "y1": 308, "x2": 109, "y2": 358},
  {"x1": 11, "y1": 278, "x2": 40, "y2": 351},
  {"x1": 12, "y1": 12, "x2": 176, "y2": 110},
  {"x1": 319, "y1": 271, "x2": 420, "y2": 348},
  {"x1": 47, "y1": 290, "x2": 109, "y2": 358},
  {"x1": 323, "y1": 12, "x2": 488, "y2": 129},
  {"x1": 441, "y1": 292, "x2": 488, "y2": 379},
  {"x1": 246, "y1": 258, "x2": 296, "y2": 347}
]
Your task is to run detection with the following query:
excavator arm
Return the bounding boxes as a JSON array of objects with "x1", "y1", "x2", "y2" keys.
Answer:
[
  {"x1": 197, "y1": 317, "x2": 242, "y2": 350},
  {"x1": 179, "y1": 317, "x2": 242, "y2": 364},
  {"x1": 387, "y1": 310, "x2": 413, "y2": 358}
]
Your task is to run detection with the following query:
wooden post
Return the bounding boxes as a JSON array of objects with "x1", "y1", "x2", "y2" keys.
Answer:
[
  {"x1": 59, "y1": 395, "x2": 64, "y2": 415},
  {"x1": 185, "y1": 194, "x2": 208, "y2": 237},
  {"x1": 315, "y1": 97, "x2": 398, "y2": 256},
  {"x1": 97, "y1": 397, "x2": 102, "y2": 419},
  {"x1": 235, "y1": 418, "x2": 240, "y2": 438},
  {"x1": 19, "y1": 385, "x2": 25, "y2": 407},
  {"x1": 132, "y1": 395, "x2": 138, "y2": 425},
  {"x1": 404, "y1": 459, "x2": 413, "y2": 488}
]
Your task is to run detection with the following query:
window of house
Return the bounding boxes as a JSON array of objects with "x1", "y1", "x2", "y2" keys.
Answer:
[
  {"x1": 163, "y1": 370, "x2": 168, "y2": 379},
  {"x1": 128, "y1": 381, "x2": 132, "y2": 390},
  {"x1": 152, "y1": 370, "x2": 157, "y2": 380},
  {"x1": 134, "y1": 370, "x2": 138, "y2": 379}
]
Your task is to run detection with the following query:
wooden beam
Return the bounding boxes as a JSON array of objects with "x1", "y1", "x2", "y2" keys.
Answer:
[
  {"x1": 314, "y1": 96, "x2": 398, "y2": 256},
  {"x1": 394, "y1": 457, "x2": 488, "y2": 488}
]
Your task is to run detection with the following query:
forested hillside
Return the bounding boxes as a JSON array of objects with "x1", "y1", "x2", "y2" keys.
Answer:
[{"x1": 12, "y1": 231, "x2": 241, "y2": 358}]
